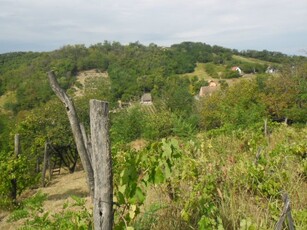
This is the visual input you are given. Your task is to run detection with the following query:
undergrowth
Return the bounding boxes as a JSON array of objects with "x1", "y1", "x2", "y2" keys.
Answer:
[
  {"x1": 7, "y1": 124, "x2": 307, "y2": 229},
  {"x1": 8, "y1": 191, "x2": 92, "y2": 229}
]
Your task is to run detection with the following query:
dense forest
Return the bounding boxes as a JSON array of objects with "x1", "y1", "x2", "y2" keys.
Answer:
[{"x1": 0, "y1": 41, "x2": 306, "y2": 229}]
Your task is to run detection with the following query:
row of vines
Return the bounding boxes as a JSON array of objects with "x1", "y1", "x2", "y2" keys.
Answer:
[{"x1": 6, "y1": 123, "x2": 307, "y2": 229}]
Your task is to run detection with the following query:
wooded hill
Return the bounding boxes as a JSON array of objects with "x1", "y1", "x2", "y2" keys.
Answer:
[{"x1": 0, "y1": 41, "x2": 307, "y2": 229}]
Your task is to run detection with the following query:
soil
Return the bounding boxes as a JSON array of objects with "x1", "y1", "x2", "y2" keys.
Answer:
[{"x1": 0, "y1": 169, "x2": 91, "y2": 229}]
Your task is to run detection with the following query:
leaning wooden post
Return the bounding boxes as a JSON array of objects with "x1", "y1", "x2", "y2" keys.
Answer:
[
  {"x1": 80, "y1": 123, "x2": 92, "y2": 163},
  {"x1": 41, "y1": 142, "x2": 48, "y2": 187},
  {"x1": 275, "y1": 193, "x2": 295, "y2": 230},
  {"x1": 90, "y1": 100, "x2": 113, "y2": 230},
  {"x1": 47, "y1": 71, "x2": 94, "y2": 199}
]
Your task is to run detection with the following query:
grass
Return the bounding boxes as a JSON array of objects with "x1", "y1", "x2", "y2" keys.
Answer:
[
  {"x1": 0, "y1": 169, "x2": 91, "y2": 229},
  {"x1": 232, "y1": 55, "x2": 276, "y2": 66},
  {"x1": 0, "y1": 91, "x2": 16, "y2": 114},
  {"x1": 181, "y1": 63, "x2": 210, "y2": 80},
  {"x1": 2, "y1": 125, "x2": 306, "y2": 229},
  {"x1": 139, "y1": 125, "x2": 307, "y2": 229}
]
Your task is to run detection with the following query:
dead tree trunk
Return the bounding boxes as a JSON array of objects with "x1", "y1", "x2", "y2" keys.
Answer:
[
  {"x1": 47, "y1": 71, "x2": 94, "y2": 199},
  {"x1": 90, "y1": 100, "x2": 113, "y2": 230}
]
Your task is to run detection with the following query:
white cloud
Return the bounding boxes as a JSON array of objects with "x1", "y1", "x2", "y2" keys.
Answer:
[{"x1": 0, "y1": 0, "x2": 306, "y2": 54}]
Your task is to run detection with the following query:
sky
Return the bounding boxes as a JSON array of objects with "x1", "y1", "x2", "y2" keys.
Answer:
[{"x1": 1, "y1": 0, "x2": 307, "y2": 55}]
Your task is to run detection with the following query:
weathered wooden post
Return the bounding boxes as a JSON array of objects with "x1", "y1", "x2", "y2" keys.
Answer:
[
  {"x1": 41, "y1": 141, "x2": 48, "y2": 187},
  {"x1": 14, "y1": 134, "x2": 21, "y2": 156},
  {"x1": 47, "y1": 71, "x2": 94, "y2": 199},
  {"x1": 264, "y1": 118, "x2": 268, "y2": 137},
  {"x1": 80, "y1": 123, "x2": 92, "y2": 163},
  {"x1": 275, "y1": 193, "x2": 295, "y2": 230},
  {"x1": 90, "y1": 100, "x2": 113, "y2": 230}
]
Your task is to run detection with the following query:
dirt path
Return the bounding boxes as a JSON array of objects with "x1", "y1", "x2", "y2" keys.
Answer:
[{"x1": 0, "y1": 169, "x2": 90, "y2": 229}]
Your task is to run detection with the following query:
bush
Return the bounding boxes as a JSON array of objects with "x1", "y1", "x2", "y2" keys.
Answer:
[
  {"x1": 205, "y1": 63, "x2": 218, "y2": 78},
  {"x1": 111, "y1": 106, "x2": 145, "y2": 143}
]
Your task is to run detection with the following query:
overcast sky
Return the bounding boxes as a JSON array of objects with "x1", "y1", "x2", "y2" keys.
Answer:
[{"x1": 1, "y1": 0, "x2": 307, "y2": 55}]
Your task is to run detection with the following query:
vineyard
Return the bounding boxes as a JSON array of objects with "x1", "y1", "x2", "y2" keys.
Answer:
[
  {"x1": 0, "y1": 42, "x2": 306, "y2": 229},
  {"x1": 1, "y1": 123, "x2": 306, "y2": 229}
]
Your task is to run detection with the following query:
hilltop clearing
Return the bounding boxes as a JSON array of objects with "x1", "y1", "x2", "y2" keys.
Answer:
[{"x1": 73, "y1": 69, "x2": 108, "y2": 97}]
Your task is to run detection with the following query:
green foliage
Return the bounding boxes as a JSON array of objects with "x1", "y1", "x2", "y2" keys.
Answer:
[
  {"x1": 161, "y1": 76, "x2": 194, "y2": 116},
  {"x1": 171, "y1": 115, "x2": 197, "y2": 138},
  {"x1": 240, "y1": 62, "x2": 268, "y2": 74},
  {"x1": 244, "y1": 155, "x2": 286, "y2": 197},
  {"x1": 205, "y1": 63, "x2": 219, "y2": 78},
  {"x1": 222, "y1": 69, "x2": 241, "y2": 79},
  {"x1": 293, "y1": 209, "x2": 307, "y2": 229},
  {"x1": 111, "y1": 105, "x2": 197, "y2": 143},
  {"x1": 8, "y1": 191, "x2": 47, "y2": 222},
  {"x1": 5, "y1": 124, "x2": 307, "y2": 230},
  {"x1": 0, "y1": 149, "x2": 40, "y2": 207},
  {"x1": 133, "y1": 203, "x2": 165, "y2": 230},
  {"x1": 142, "y1": 109, "x2": 173, "y2": 140},
  {"x1": 240, "y1": 49, "x2": 289, "y2": 63},
  {"x1": 8, "y1": 192, "x2": 92, "y2": 229},
  {"x1": 1, "y1": 41, "x2": 307, "y2": 230},
  {"x1": 259, "y1": 63, "x2": 307, "y2": 123},
  {"x1": 111, "y1": 106, "x2": 145, "y2": 143},
  {"x1": 199, "y1": 79, "x2": 266, "y2": 131},
  {"x1": 0, "y1": 115, "x2": 13, "y2": 152},
  {"x1": 112, "y1": 138, "x2": 182, "y2": 228}
]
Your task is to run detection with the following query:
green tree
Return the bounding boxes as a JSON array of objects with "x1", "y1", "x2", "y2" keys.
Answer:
[{"x1": 110, "y1": 106, "x2": 145, "y2": 143}]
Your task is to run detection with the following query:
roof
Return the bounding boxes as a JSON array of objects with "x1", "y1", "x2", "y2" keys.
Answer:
[
  {"x1": 231, "y1": 66, "x2": 240, "y2": 71},
  {"x1": 199, "y1": 85, "x2": 219, "y2": 97},
  {"x1": 141, "y1": 93, "x2": 152, "y2": 102}
]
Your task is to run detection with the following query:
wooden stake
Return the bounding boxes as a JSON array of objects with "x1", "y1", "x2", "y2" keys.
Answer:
[
  {"x1": 90, "y1": 100, "x2": 113, "y2": 230},
  {"x1": 41, "y1": 142, "x2": 48, "y2": 187}
]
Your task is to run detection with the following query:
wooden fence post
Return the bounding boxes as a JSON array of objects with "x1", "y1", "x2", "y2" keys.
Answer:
[
  {"x1": 275, "y1": 193, "x2": 295, "y2": 230},
  {"x1": 90, "y1": 100, "x2": 113, "y2": 230},
  {"x1": 14, "y1": 134, "x2": 21, "y2": 156},
  {"x1": 41, "y1": 142, "x2": 48, "y2": 187},
  {"x1": 264, "y1": 118, "x2": 268, "y2": 137},
  {"x1": 80, "y1": 123, "x2": 92, "y2": 163}
]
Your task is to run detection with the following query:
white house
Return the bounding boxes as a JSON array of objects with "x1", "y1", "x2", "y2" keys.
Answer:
[{"x1": 231, "y1": 66, "x2": 242, "y2": 75}]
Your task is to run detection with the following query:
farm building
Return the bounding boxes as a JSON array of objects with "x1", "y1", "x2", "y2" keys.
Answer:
[{"x1": 140, "y1": 93, "x2": 153, "y2": 104}]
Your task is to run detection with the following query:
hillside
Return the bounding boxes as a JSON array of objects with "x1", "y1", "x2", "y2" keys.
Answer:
[{"x1": 0, "y1": 41, "x2": 306, "y2": 229}]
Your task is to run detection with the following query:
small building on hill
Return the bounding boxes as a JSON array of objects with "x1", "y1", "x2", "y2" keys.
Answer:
[
  {"x1": 231, "y1": 66, "x2": 242, "y2": 75},
  {"x1": 208, "y1": 80, "x2": 218, "y2": 87},
  {"x1": 266, "y1": 66, "x2": 277, "y2": 74},
  {"x1": 199, "y1": 80, "x2": 219, "y2": 97},
  {"x1": 140, "y1": 93, "x2": 153, "y2": 105}
]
